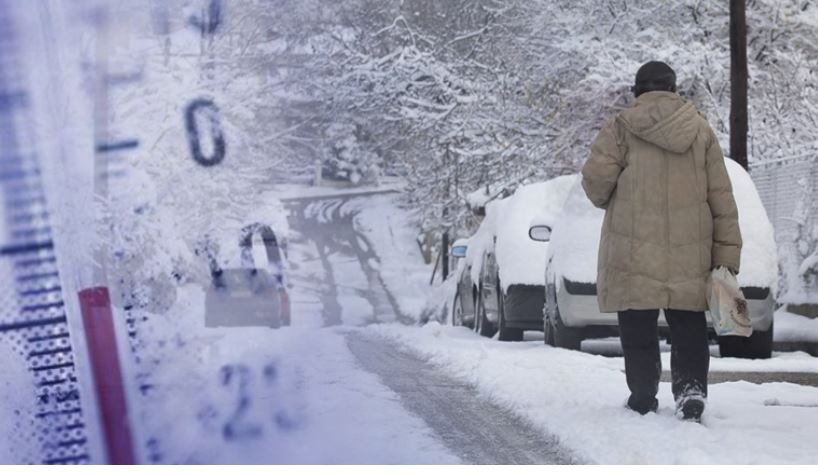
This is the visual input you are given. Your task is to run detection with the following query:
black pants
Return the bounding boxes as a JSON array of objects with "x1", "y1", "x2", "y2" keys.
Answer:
[{"x1": 617, "y1": 309, "x2": 710, "y2": 413}]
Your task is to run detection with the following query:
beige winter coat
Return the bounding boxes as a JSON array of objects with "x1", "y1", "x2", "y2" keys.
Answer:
[{"x1": 581, "y1": 91, "x2": 742, "y2": 313}]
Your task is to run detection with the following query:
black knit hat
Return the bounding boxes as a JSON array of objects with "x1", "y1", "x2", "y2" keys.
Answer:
[{"x1": 632, "y1": 61, "x2": 676, "y2": 97}]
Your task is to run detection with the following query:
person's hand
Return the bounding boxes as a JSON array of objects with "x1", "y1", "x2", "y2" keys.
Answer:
[{"x1": 715, "y1": 265, "x2": 736, "y2": 276}]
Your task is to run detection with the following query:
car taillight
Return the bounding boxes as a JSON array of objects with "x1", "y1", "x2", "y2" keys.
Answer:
[
  {"x1": 563, "y1": 278, "x2": 597, "y2": 296},
  {"x1": 741, "y1": 287, "x2": 770, "y2": 301}
]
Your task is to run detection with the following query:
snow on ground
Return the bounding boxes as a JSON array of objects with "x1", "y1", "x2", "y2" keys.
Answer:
[
  {"x1": 364, "y1": 323, "x2": 818, "y2": 464},
  {"x1": 582, "y1": 335, "x2": 818, "y2": 373},
  {"x1": 131, "y1": 284, "x2": 458, "y2": 464},
  {"x1": 775, "y1": 308, "x2": 818, "y2": 343}
]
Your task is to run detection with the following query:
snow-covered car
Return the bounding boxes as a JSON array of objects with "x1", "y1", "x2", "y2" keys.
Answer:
[
  {"x1": 530, "y1": 160, "x2": 777, "y2": 358},
  {"x1": 451, "y1": 175, "x2": 576, "y2": 340},
  {"x1": 203, "y1": 223, "x2": 291, "y2": 328}
]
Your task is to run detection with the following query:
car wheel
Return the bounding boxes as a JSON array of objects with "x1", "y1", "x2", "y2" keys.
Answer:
[
  {"x1": 718, "y1": 321, "x2": 773, "y2": 359},
  {"x1": 545, "y1": 293, "x2": 582, "y2": 350},
  {"x1": 474, "y1": 284, "x2": 497, "y2": 338},
  {"x1": 543, "y1": 312, "x2": 556, "y2": 346},
  {"x1": 451, "y1": 292, "x2": 464, "y2": 326},
  {"x1": 497, "y1": 282, "x2": 523, "y2": 342},
  {"x1": 542, "y1": 283, "x2": 556, "y2": 346}
]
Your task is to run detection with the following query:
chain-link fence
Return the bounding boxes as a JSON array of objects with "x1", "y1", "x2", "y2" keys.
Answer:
[{"x1": 751, "y1": 155, "x2": 818, "y2": 307}]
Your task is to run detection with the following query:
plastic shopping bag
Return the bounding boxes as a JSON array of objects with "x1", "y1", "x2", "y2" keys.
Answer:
[{"x1": 707, "y1": 266, "x2": 753, "y2": 337}]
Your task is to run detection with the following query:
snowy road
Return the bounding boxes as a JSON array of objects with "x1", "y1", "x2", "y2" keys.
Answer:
[
  {"x1": 284, "y1": 192, "x2": 415, "y2": 327},
  {"x1": 119, "y1": 191, "x2": 818, "y2": 464},
  {"x1": 279, "y1": 192, "x2": 574, "y2": 463},
  {"x1": 346, "y1": 332, "x2": 576, "y2": 464}
]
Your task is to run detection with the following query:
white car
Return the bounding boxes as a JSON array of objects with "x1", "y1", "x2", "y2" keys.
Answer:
[
  {"x1": 530, "y1": 160, "x2": 777, "y2": 358},
  {"x1": 451, "y1": 176, "x2": 575, "y2": 340}
]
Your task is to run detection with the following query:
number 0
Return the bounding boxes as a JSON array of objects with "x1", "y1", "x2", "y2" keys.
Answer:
[{"x1": 185, "y1": 98, "x2": 226, "y2": 167}]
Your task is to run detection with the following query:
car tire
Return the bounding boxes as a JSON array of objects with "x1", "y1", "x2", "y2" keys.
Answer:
[
  {"x1": 544, "y1": 291, "x2": 582, "y2": 350},
  {"x1": 451, "y1": 292, "x2": 464, "y2": 327},
  {"x1": 718, "y1": 321, "x2": 773, "y2": 359},
  {"x1": 497, "y1": 282, "x2": 523, "y2": 342},
  {"x1": 474, "y1": 284, "x2": 497, "y2": 338}
]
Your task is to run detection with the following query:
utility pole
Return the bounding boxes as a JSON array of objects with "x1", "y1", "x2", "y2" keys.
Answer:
[
  {"x1": 441, "y1": 145, "x2": 451, "y2": 281},
  {"x1": 730, "y1": 0, "x2": 749, "y2": 170}
]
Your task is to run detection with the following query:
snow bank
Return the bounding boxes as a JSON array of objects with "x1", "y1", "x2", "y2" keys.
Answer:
[
  {"x1": 366, "y1": 323, "x2": 818, "y2": 464},
  {"x1": 495, "y1": 175, "x2": 575, "y2": 291},
  {"x1": 549, "y1": 159, "x2": 778, "y2": 290},
  {"x1": 774, "y1": 308, "x2": 818, "y2": 343}
]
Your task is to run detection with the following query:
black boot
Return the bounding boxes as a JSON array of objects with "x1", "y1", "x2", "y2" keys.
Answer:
[
  {"x1": 665, "y1": 309, "x2": 710, "y2": 423},
  {"x1": 676, "y1": 394, "x2": 705, "y2": 423}
]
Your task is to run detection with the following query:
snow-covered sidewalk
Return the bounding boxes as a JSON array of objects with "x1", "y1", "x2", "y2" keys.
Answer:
[{"x1": 364, "y1": 323, "x2": 818, "y2": 464}]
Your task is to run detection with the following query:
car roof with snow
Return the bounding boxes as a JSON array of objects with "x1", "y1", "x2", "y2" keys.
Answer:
[{"x1": 463, "y1": 175, "x2": 576, "y2": 289}]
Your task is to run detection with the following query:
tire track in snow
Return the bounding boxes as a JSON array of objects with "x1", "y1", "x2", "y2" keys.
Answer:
[{"x1": 346, "y1": 332, "x2": 578, "y2": 464}]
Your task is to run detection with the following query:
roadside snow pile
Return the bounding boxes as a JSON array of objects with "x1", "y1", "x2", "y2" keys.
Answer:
[
  {"x1": 549, "y1": 159, "x2": 778, "y2": 290},
  {"x1": 0, "y1": 344, "x2": 38, "y2": 463},
  {"x1": 774, "y1": 308, "x2": 818, "y2": 343},
  {"x1": 494, "y1": 175, "x2": 575, "y2": 291},
  {"x1": 130, "y1": 285, "x2": 457, "y2": 463},
  {"x1": 702, "y1": 349, "x2": 818, "y2": 373},
  {"x1": 365, "y1": 323, "x2": 818, "y2": 464}
]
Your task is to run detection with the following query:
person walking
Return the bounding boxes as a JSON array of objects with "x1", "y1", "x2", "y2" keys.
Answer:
[{"x1": 580, "y1": 61, "x2": 742, "y2": 422}]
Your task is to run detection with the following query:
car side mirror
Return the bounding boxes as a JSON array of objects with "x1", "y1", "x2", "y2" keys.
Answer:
[
  {"x1": 529, "y1": 224, "x2": 552, "y2": 242},
  {"x1": 451, "y1": 244, "x2": 468, "y2": 258},
  {"x1": 451, "y1": 239, "x2": 469, "y2": 258}
]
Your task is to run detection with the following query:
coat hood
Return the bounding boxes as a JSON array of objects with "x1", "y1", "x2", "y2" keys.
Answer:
[{"x1": 618, "y1": 91, "x2": 700, "y2": 154}]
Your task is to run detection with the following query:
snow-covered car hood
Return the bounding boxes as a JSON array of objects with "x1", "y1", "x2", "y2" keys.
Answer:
[{"x1": 548, "y1": 159, "x2": 778, "y2": 291}]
